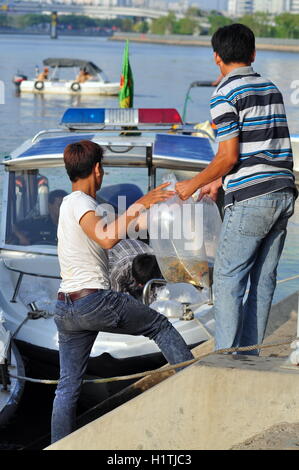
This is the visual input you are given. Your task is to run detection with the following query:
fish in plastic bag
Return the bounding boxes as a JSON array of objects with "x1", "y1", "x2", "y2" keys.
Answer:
[{"x1": 149, "y1": 173, "x2": 222, "y2": 287}]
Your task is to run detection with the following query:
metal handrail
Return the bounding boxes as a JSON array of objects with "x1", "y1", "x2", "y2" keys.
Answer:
[
  {"x1": 2, "y1": 260, "x2": 60, "y2": 303},
  {"x1": 30, "y1": 124, "x2": 206, "y2": 144}
]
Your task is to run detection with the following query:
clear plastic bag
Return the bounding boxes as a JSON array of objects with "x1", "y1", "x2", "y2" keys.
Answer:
[
  {"x1": 149, "y1": 299, "x2": 184, "y2": 319},
  {"x1": 149, "y1": 173, "x2": 222, "y2": 288},
  {"x1": 159, "y1": 282, "x2": 209, "y2": 305}
]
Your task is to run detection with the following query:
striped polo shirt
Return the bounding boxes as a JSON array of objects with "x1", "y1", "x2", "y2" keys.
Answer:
[{"x1": 210, "y1": 66, "x2": 296, "y2": 207}]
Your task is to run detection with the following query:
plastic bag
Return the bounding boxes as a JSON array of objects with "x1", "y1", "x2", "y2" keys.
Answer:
[
  {"x1": 149, "y1": 173, "x2": 222, "y2": 287},
  {"x1": 158, "y1": 283, "x2": 209, "y2": 305},
  {"x1": 149, "y1": 299, "x2": 184, "y2": 319}
]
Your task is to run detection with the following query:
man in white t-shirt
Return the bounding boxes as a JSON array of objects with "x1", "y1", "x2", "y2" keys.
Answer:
[{"x1": 51, "y1": 140, "x2": 194, "y2": 444}]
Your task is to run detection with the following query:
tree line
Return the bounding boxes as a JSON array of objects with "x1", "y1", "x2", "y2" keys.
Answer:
[{"x1": 1, "y1": 10, "x2": 299, "y2": 38}]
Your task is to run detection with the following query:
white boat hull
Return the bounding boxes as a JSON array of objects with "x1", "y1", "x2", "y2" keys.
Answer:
[
  {"x1": 0, "y1": 252, "x2": 214, "y2": 378},
  {"x1": 19, "y1": 80, "x2": 120, "y2": 96}
]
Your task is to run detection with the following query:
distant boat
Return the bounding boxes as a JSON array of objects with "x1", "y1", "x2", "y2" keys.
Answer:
[{"x1": 13, "y1": 58, "x2": 120, "y2": 96}]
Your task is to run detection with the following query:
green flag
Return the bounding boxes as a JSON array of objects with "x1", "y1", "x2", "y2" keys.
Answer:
[{"x1": 119, "y1": 40, "x2": 134, "y2": 108}]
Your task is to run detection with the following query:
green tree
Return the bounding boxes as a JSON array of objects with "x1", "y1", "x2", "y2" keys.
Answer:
[
  {"x1": 59, "y1": 15, "x2": 98, "y2": 29},
  {"x1": 275, "y1": 13, "x2": 299, "y2": 38},
  {"x1": 0, "y1": 13, "x2": 8, "y2": 27},
  {"x1": 185, "y1": 7, "x2": 203, "y2": 17},
  {"x1": 121, "y1": 17, "x2": 134, "y2": 32},
  {"x1": 17, "y1": 14, "x2": 50, "y2": 28},
  {"x1": 208, "y1": 14, "x2": 233, "y2": 34},
  {"x1": 132, "y1": 20, "x2": 149, "y2": 34},
  {"x1": 150, "y1": 12, "x2": 177, "y2": 35},
  {"x1": 239, "y1": 12, "x2": 275, "y2": 37},
  {"x1": 175, "y1": 17, "x2": 197, "y2": 35}
]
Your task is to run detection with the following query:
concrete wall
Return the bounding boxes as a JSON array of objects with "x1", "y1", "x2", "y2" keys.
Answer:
[{"x1": 46, "y1": 353, "x2": 299, "y2": 450}]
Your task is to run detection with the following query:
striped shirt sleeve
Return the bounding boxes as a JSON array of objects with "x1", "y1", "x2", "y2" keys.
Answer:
[{"x1": 210, "y1": 93, "x2": 240, "y2": 143}]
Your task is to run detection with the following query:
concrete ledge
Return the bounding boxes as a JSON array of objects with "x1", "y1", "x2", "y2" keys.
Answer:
[{"x1": 46, "y1": 354, "x2": 299, "y2": 450}]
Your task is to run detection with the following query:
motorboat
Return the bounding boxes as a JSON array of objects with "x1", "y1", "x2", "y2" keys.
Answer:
[
  {"x1": 13, "y1": 58, "x2": 120, "y2": 96},
  {"x1": 0, "y1": 316, "x2": 25, "y2": 428},
  {"x1": 0, "y1": 107, "x2": 218, "y2": 395}
]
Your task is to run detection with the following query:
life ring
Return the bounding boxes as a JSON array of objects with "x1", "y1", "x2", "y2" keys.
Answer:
[
  {"x1": 34, "y1": 80, "x2": 44, "y2": 91},
  {"x1": 71, "y1": 81, "x2": 81, "y2": 92}
]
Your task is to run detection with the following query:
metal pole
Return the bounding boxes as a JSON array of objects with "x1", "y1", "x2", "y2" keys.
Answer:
[
  {"x1": 285, "y1": 291, "x2": 299, "y2": 366},
  {"x1": 51, "y1": 11, "x2": 58, "y2": 40}
]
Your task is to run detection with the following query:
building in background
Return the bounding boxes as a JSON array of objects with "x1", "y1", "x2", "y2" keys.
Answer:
[
  {"x1": 289, "y1": 0, "x2": 299, "y2": 13},
  {"x1": 227, "y1": 0, "x2": 253, "y2": 15},
  {"x1": 227, "y1": 0, "x2": 299, "y2": 15},
  {"x1": 254, "y1": 0, "x2": 287, "y2": 14}
]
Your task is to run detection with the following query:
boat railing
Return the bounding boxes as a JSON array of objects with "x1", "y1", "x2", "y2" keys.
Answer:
[
  {"x1": 2, "y1": 260, "x2": 61, "y2": 303},
  {"x1": 30, "y1": 124, "x2": 207, "y2": 144},
  {"x1": 31, "y1": 129, "x2": 67, "y2": 143}
]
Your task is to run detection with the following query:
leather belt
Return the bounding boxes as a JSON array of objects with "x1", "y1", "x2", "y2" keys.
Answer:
[{"x1": 57, "y1": 288, "x2": 100, "y2": 302}]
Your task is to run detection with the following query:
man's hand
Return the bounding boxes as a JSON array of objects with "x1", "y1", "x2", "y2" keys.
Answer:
[
  {"x1": 198, "y1": 178, "x2": 222, "y2": 202},
  {"x1": 175, "y1": 178, "x2": 199, "y2": 201},
  {"x1": 176, "y1": 137, "x2": 239, "y2": 201},
  {"x1": 136, "y1": 182, "x2": 176, "y2": 210}
]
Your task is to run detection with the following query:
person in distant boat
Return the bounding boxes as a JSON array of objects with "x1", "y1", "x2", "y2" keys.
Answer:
[
  {"x1": 108, "y1": 239, "x2": 162, "y2": 299},
  {"x1": 51, "y1": 140, "x2": 194, "y2": 444},
  {"x1": 36, "y1": 67, "x2": 49, "y2": 81},
  {"x1": 175, "y1": 23, "x2": 297, "y2": 355},
  {"x1": 76, "y1": 67, "x2": 92, "y2": 83},
  {"x1": 14, "y1": 189, "x2": 67, "y2": 245}
]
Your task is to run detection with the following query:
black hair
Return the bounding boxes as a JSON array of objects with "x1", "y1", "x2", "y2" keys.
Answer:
[
  {"x1": 211, "y1": 23, "x2": 255, "y2": 65},
  {"x1": 63, "y1": 140, "x2": 104, "y2": 182},
  {"x1": 132, "y1": 254, "x2": 162, "y2": 285},
  {"x1": 48, "y1": 189, "x2": 68, "y2": 204}
]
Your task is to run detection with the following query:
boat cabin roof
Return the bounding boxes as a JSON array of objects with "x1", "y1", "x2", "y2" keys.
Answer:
[
  {"x1": 43, "y1": 58, "x2": 102, "y2": 75},
  {"x1": 2, "y1": 107, "x2": 216, "y2": 171},
  {"x1": 3, "y1": 132, "x2": 215, "y2": 172}
]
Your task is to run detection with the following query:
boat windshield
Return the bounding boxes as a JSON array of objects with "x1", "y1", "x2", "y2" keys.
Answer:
[{"x1": 5, "y1": 166, "x2": 150, "y2": 248}]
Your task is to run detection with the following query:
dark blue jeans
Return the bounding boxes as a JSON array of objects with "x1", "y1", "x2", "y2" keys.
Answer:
[{"x1": 51, "y1": 289, "x2": 194, "y2": 443}]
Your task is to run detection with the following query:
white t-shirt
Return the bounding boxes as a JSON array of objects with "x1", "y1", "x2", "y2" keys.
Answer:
[{"x1": 57, "y1": 191, "x2": 110, "y2": 293}]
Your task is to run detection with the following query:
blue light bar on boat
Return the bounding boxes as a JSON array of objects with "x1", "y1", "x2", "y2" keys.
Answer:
[{"x1": 61, "y1": 108, "x2": 183, "y2": 126}]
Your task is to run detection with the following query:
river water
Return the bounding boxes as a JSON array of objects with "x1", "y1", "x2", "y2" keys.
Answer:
[{"x1": 0, "y1": 34, "x2": 299, "y2": 449}]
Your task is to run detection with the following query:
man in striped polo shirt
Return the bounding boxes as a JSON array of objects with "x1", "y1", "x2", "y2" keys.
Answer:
[{"x1": 176, "y1": 23, "x2": 297, "y2": 354}]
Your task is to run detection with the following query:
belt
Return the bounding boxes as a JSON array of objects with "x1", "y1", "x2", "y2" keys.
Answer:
[{"x1": 57, "y1": 288, "x2": 100, "y2": 302}]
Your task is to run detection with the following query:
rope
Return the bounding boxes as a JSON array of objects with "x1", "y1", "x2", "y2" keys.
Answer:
[
  {"x1": 6, "y1": 273, "x2": 299, "y2": 385},
  {"x1": 9, "y1": 337, "x2": 296, "y2": 385},
  {"x1": 277, "y1": 274, "x2": 299, "y2": 284}
]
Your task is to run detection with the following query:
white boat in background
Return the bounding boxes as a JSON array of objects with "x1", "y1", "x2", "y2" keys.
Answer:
[
  {"x1": 14, "y1": 58, "x2": 120, "y2": 96},
  {"x1": 0, "y1": 107, "x2": 216, "y2": 393}
]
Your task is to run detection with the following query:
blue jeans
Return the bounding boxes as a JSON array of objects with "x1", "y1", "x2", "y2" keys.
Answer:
[
  {"x1": 51, "y1": 289, "x2": 193, "y2": 443},
  {"x1": 213, "y1": 188, "x2": 295, "y2": 354}
]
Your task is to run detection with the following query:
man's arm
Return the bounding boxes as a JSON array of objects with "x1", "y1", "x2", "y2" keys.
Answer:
[
  {"x1": 79, "y1": 182, "x2": 175, "y2": 250},
  {"x1": 175, "y1": 136, "x2": 239, "y2": 201}
]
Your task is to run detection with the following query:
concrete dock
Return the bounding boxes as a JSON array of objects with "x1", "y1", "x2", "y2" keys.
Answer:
[{"x1": 46, "y1": 293, "x2": 299, "y2": 450}]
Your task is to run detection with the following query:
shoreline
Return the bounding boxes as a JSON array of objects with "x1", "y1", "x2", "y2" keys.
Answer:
[
  {"x1": 109, "y1": 33, "x2": 299, "y2": 53},
  {"x1": 1, "y1": 30, "x2": 299, "y2": 53}
]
